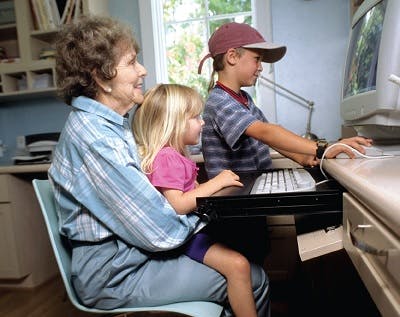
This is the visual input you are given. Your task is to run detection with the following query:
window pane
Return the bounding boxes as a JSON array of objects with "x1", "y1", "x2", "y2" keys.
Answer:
[
  {"x1": 166, "y1": 21, "x2": 209, "y2": 94},
  {"x1": 162, "y1": 0, "x2": 253, "y2": 98},
  {"x1": 163, "y1": 0, "x2": 205, "y2": 22},
  {"x1": 208, "y1": 15, "x2": 252, "y2": 34},
  {"x1": 208, "y1": 0, "x2": 251, "y2": 15}
]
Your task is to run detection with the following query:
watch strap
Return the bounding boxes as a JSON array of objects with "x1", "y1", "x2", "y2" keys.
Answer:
[{"x1": 316, "y1": 139, "x2": 328, "y2": 159}]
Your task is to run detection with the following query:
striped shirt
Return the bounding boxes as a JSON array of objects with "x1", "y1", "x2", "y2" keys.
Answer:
[
  {"x1": 48, "y1": 96, "x2": 202, "y2": 254},
  {"x1": 201, "y1": 87, "x2": 272, "y2": 178}
]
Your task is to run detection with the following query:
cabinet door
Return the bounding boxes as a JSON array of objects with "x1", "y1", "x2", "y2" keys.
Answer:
[
  {"x1": 0, "y1": 175, "x2": 9, "y2": 201},
  {"x1": 0, "y1": 203, "x2": 30, "y2": 278},
  {"x1": 343, "y1": 193, "x2": 400, "y2": 317}
]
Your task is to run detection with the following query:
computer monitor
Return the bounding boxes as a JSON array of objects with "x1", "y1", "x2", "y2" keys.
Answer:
[{"x1": 341, "y1": 0, "x2": 400, "y2": 144}]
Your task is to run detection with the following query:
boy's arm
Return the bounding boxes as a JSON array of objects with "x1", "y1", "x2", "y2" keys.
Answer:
[
  {"x1": 246, "y1": 121, "x2": 317, "y2": 155},
  {"x1": 273, "y1": 148, "x2": 318, "y2": 167},
  {"x1": 245, "y1": 120, "x2": 372, "y2": 160}
]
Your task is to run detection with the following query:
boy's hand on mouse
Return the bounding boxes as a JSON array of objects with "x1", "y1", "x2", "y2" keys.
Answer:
[
  {"x1": 325, "y1": 136, "x2": 373, "y2": 159},
  {"x1": 213, "y1": 170, "x2": 244, "y2": 188}
]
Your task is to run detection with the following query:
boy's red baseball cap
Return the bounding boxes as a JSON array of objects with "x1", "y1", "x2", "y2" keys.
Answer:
[{"x1": 198, "y1": 22, "x2": 286, "y2": 74}]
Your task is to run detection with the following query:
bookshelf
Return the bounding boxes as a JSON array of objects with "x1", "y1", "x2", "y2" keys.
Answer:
[{"x1": 0, "y1": 0, "x2": 108, "y2": 102}]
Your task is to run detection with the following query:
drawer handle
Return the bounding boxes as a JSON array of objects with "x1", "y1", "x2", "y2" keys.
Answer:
[{"x1": 349, "y1": 225, "x2": 388, "y2": 256}]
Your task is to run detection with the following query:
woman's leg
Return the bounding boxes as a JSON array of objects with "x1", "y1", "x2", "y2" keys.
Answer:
[{"x1": 72, "y1": 240, "x2": 270, "y2": 316}]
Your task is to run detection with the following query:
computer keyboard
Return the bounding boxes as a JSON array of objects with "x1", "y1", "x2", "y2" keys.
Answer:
[{"x1": 250, "y1": 168, "x2": 316, "y2": 194}]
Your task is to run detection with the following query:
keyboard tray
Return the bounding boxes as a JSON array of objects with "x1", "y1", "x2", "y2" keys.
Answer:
[{"x1": 196, "y1": 168, "x2": 345, "y2": 221}]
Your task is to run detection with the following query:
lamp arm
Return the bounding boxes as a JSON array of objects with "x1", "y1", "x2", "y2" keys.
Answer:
[
  {"x1": 259, "y1": 75, "x2": 313, "y2": 108},
  {"x1": 259, "y1": 75, "x2": 318, "y2": 140},
  {"x1": 305, "y1": 101, "x2": 314, "y2": 134}
]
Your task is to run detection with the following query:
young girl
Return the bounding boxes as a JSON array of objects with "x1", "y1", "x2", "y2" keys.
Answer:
[
  {"x1": 198, "y1": 22, "x2": 372, "y2": 178},
  {"x1": 133, "y1": 83, "x2": 258, "y2": 317}
]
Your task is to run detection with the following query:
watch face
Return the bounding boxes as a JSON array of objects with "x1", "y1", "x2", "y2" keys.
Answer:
[
  {"x1": 318, "y1": 139, "x2": 327, "y2": 146},
  {"x1": 316, "y1": 139, "x2": 328, "y2": 159}
]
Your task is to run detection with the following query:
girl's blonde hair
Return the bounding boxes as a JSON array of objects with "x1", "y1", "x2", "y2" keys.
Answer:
[{"x1": 133, "y1": 84, "x2": 204, "y2": 173}]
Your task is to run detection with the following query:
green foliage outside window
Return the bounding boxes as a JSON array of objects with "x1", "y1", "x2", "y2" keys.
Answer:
[
  {"x1": 344, "y1": 0, "x2": 386, "y2": 97},
  {"x1": 162, "y1": 0, "x2": 252, "y2": 99}
]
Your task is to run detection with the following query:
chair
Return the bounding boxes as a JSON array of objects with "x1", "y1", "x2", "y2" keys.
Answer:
[{"x1": 32, "y1": 179, "x2": 223, "y2": 317}]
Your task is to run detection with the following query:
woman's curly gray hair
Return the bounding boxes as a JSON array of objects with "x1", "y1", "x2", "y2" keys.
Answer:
[{"x1": 55, "y1": 15, "x2": 139, "y2": 105}]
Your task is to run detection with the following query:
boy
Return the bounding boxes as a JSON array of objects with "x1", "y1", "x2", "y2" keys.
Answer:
[{"x1": 198, "y1": 22, "x2": 372, "y2": 178}]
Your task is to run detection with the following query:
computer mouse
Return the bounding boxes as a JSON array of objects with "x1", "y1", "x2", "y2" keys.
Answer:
[{"x1": 335, "y1": 145, "x2": 383, "y2": 159}]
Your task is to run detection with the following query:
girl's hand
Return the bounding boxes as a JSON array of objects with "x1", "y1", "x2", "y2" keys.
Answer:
[{"x1": 212, "y1": 170, "x2": 244, "y2": 189}]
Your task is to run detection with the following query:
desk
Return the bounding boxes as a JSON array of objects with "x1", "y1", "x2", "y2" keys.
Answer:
[
  {"x1": 323, "y1": 157, "x2": 400, "y2": 317},
  {"x1": 0, "y1": 164, "x2": 50, "y2": 174},
  {"x1": 0, "y1": 164, "x2": 57, "y2": 289}
]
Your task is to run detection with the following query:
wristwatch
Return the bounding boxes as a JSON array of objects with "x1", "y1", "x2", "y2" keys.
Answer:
[{"x1": 316, "y1": 139, "x2": 328, "y2": 159}]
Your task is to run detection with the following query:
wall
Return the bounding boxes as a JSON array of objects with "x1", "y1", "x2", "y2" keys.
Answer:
[
  {"x1": 0, "y1": 98, "x2": 70, "y2": 164},
  {"x1": 0, "y1": 0, "x2": 140, "y2": 164},
  {"x1": 0, "y1": 0, "x2": 351, "y2": 164},
  {"x1": 271, "y1": 0, "x2": 350, "y2": 141}
]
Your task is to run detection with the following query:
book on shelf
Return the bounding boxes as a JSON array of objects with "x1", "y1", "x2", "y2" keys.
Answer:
[
  {"x1": 30, "y1": 0, "x2": 81, "y2": 31},
  {"x1": 30, "y1": 0, "x2": 60, "y2": 30},
  {"x1": 30, "y1": 0, "x2": 43, "y2": 30},
  {"x1": 60, "y1": 0, "x2": 82, "y2": 25}
]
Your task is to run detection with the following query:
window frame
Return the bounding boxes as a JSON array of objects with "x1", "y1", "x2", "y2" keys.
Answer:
[{"x1": 138, "y1": 0, "x2": 278, "y2": 121}]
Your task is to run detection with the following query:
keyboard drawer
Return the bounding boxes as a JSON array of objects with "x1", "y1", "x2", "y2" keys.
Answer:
[
  {"x1": 343, "y1": 193, "x2": 400, "y2": 317},
  {"x1": 196, "y1": 168, "x2": 344, "y2": 220}
]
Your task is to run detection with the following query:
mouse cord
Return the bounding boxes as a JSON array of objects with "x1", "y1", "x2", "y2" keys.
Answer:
[{"x1": 319, "y1": 142, "x2": 394, "y2": 179}]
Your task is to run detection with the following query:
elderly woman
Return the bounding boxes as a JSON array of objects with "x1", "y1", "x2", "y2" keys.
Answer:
[{"x1": 48, "y1": 15, "x2": 271, "y2": 316}]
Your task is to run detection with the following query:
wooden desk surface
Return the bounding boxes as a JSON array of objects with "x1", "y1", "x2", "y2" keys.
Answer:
[
  {"x1": 0, "y1": 163, "x2": 50, "y2": 174},
  {"x1": 0, "y1": 154, "x2": 204, "y2": 174}
]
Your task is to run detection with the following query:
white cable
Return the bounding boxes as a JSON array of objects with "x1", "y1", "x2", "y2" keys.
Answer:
[
  {"x1": 319, "y1": 143, "x2": 394, "y2": 179},
  {"x1": 315, "y1": 179, "x2": 331, "y2": 186}
]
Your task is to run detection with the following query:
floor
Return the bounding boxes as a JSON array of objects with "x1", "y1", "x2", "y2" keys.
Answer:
[
  {"x1": 0, "y1": 276, "x2": 95, "y2": 317},
  {"x1": 0, "y1": 275, "x2": 181, "y2": 317},
  {"x1": 0, "y1": 250, "x2": 382, "y2": 317}
]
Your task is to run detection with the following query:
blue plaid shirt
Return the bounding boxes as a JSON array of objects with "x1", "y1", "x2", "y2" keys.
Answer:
[
  {"x1": 49, "y1": 96, "x2": 202, "y2": 252},
  {"x1": 202, "y1": 87, "x2": 272, "y2": 178}
]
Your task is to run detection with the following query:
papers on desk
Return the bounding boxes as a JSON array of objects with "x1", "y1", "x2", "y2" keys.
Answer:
[{"x1": 13, "y1": 155, "x2": 52, "y2": 165}]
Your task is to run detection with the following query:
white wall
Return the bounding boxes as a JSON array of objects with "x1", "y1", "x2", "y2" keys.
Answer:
[
  {"x1": 132, "y1": 0, "x2": 350, "y2": 141},
  {"x1": 271, "y1": 0, "x2": 350, "y2": 141}
]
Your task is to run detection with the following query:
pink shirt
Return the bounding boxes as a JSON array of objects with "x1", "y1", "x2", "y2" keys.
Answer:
[{"x1": 148, "y1": 147, "x2": 199, "y2": 192}]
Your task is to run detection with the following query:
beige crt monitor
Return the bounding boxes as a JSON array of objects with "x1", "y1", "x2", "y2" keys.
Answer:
[{"x1": 341, "y1": 0, "x2": 400, "y2": 147}]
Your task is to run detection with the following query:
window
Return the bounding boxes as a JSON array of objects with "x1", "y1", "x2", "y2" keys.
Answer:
[
  {"x1": 162, "y1": 0, "x2": 253, "y2": 97},
  {"x1": 139, "y1": 0, "x2": 278, "y2": 119}
]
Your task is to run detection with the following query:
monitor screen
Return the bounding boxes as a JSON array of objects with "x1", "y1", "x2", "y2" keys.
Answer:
[
  {"x1": 343, "y1": 0, "x2": 386, "y2": 99},
  {"x1": 341, "y1": 0, "x2": 400, "y2": 144}
]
